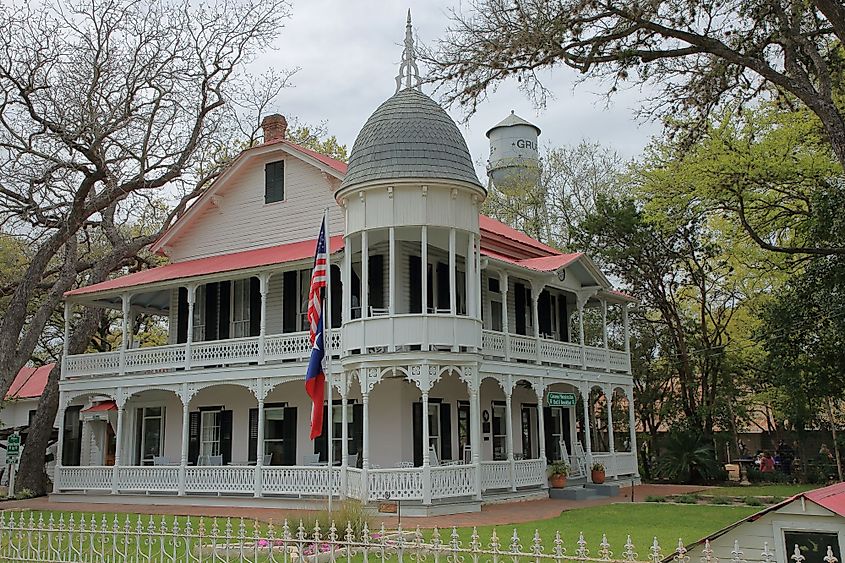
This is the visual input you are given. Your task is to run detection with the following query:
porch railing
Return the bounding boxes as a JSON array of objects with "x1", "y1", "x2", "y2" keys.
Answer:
[
  {"x1": 482, "y1": 330, "x2": 631, "y2": 373},
  {"x1": 479, "y1": 460, "x2": 510, "y2": 491},
  {"x1": 64, "y1": 330, "x2": 342, "y2": 378},
  {"x1": 262, "y1": 466, "x2": 341, "y2": 496},
  {"x1": 366, "y1": 467, "x2": 423, "y2": 501},
  {"x1": 429, "y1": 464, "x2": 476, "y2": 499},
  {"x1": 117, "y1": 465, "x2": 180, "y2": 493},
  {"x1": 514, "y1": 458, "x2": 546, "y2": 488}
]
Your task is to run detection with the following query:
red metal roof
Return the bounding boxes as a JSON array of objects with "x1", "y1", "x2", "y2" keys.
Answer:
[
  {"x1": 67, "y1": 236, "x2": 344, "y2": 296},
  {"x1": 804, "y1": 481, "x2": 845, "y2": 517},
  {"x1": 6, "y1": 364, "x2": 54, "y2": 399},
  {"x1": 283, "y1": 140, "x2": 348, "y2": 175},
  {"x1": 479, "y1": 215, "x2": 559, "y2": 258},
  {"x1": 81, "y1": 400, "x2": 117, "y2": 413},
  {"x1": 518, "y1": 253, "x2": 583, "y2": 271}
]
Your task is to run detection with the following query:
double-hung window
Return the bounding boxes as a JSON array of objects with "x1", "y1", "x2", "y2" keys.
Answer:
[
  {"x1": 138, "y1": 406, "x2": 164, "y2": 465},
  {"x1": 265, "y1": 161, "x2": 285, "y2": 203},
  {"x1": 200, "y1": 410, "x2": 222, "y2": 458},
  {"x1": 231, "y1": 278, "x2": 251, "y2": 338}
]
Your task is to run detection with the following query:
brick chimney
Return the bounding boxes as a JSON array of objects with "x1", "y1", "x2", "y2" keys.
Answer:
[{"x1": 261, "y1": 114, "x2": 287, "y2": 143}]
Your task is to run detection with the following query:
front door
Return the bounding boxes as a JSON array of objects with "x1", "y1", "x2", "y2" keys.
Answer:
[{"x1": 545, "y1": 406, "x2": 572, "y2": 461}]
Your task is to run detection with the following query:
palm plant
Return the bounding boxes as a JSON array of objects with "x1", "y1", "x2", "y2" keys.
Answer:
[{"x1": 655, "y1": 429, "x2": 721, "y2": 484}]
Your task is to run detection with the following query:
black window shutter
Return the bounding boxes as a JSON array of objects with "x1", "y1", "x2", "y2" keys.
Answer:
[
  {"x1": 440, "y1": 403, "x2": 452, "y2": 461},
  {"x1": 514, "y1": 282, "x2": 526, "y2": 334},
  {"x1": 412, "y1": 402, "x2": 423, "y2": 467},
  {"x1": 314, "y1": 405, "x2": 328, "y2": 462},
  {"x1": 352, "y1": 403, "x2": 363, "y2": 457},
  {"x1": 135, "y1": 408, "x2": 144, "y2": 465},
  {"x1": 562, "y1": 408, "x2": 572, "y2": 454},
  {"x1": 538, "y1": 290, "x2": 552, "y2": 336},
  {"x1": 436, "y1": 262, "x2": 449, "y2": 310},
  {"x1": 218, "y1": 281, "x2": 231, "y2": 339},
  {"x1": 220, "y1": 410, "x2": 233, "y2": 464},
  {"x1": 248, "y1": 408, "x2": 258, "y2": 463},
  {"x1": 283, "y1": 407, "x2": 297, "y2": 465},
  {"x1": 204, "y1": 282, "x2": 218, "y2": 341},
  {"x1": 177, "y1": 288, "x2": 188, "y2": 344},
  {"x1": 543, "y1": 407, "x2": 555, "y2": 461},
  {"x1": 426, "y1": 264, "x2": 433, "y2": 310},
  {"x1": 369, "y1": 254, "x2": 384, "y2": 309},
  {"x1": 265, "y1": 161, "x2": 285, "y2": 203},
  {"x1": 409, "y1": 256, "x2": 422, "y2": 313},
  {"x1": 188, "y1": 411, "x2": 201, "y2": 465},
  {"x1": 330, "y1": 265, "x2": 342, "y2": 327},
  {"x1": 282, "y1": 271, "x2": 298, "y2": 333},
  {"x1": 558, "y1": 297, "x2": 569, "y2": 342},
  {"x1": 249, "y1": 277, "x2": 261, "y2": 337}
]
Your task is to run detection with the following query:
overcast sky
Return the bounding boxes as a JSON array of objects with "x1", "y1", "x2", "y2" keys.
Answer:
[{"x1": 255, "y1": 0, "x2": 662, "y2": 174}]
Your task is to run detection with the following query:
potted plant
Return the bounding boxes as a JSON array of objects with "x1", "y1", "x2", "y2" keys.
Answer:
[
  {"x1": 548, "y1": 461, "x2": 569, "y2": 488},
  {"x1": 591, "y1": 462, "x2": 606, "y2": 484}
]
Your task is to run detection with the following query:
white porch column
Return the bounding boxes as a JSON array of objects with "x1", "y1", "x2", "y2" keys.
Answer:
[
  {"x1": 531, "y1": 282, "x2": 542, "y2": 364},
  {"x1": 475, "y1": 238, "x2": 482, "y2": 321},
  {"x1": 254, "y1": 390, "x2": 265, "y2": 497},
  {"x1": 388, "y1": 226, "x2": 396, "y2": 352},
  {"x1": 422, "y1": 387, "x2": 432, "y2": 504},
  {"x1": 343, "y1": 236, "x2": 352, "y2": 323},
  {"x1": 602, "y1": 299, "x2": 610, "y2": 371},
  {"x1": 505, "y1": 381, "x2": 516, "y2": 492},
  {"x1": 361, "y1": 231, "x2": 369, "y2": 317},
  {"x1": 605, "y1": 385, "x2": 616, "y2": 478},
  {"x1": 623, "y1": 303, "x2": 631, "y2": 373},
  {"x1": 448, "y1": 228, "x2": 456, "y2": 316},
  {"x1": 111, "y1": 393, "x2": 125, "y2": 494},
  {"x1": 581, "y1": 384, "x2": 593, "y2": 469},
  {"x1": 627, "y1": 386, "x2": 639, "y2": 476},
  {"x1": 499, "y1": 272, "x2": 510, "y2": 361},
  {"x1": 466, "y1": 233, "x2": 475, "y2": 319},
  {"x1": 53, "y1": 394, "x2": 66, "y2": 493},
  {"x1": 578, "y1": 296, "x2": 587, "y2": 369},
  {"x1": 340, "y1": 379, "x2": 349, "y2": 499},
  {"x1": 119, "y1": 294, "x2": 131, "y2": 375},
  {"x1": 258, "y1": 274, "x2": 269, "y2": 365},
  {"x1": 469, "y1": 376, "x2": 482, "y2": 501},
  {"x1": 361, "y1": 389, "x2": 370, "y2": 502},
  {"x1": 179, "y1": 384, "x2": 190, "y2": 496},
  {"x1": 421, "y1": 226, "x2": 429, "y2": 350},
  {"x1": 185, "y1": 285, "x2": 196, "y2": 370},
  {"x1": 536, "y1": 382, "x2": 548, "y2": 488}
]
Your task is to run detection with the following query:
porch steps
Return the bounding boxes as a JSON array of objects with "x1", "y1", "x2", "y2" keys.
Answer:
[{"x1": 549, "y1": 483, "x2": 619, "y2": 501}]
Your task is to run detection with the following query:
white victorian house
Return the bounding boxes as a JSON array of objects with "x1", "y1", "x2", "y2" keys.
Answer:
[{"x1": 52, "y1": 20, "x2": 638, "y2": 514}]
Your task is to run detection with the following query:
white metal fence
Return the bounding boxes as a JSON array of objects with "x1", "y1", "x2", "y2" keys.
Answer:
[{"x1": 0, "y1": 510, "x2": 826, "y2": 563}]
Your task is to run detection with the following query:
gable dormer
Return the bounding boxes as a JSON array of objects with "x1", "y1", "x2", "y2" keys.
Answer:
[{"x1": 152, "y1": 116, "x2": 347, "y2": 263}]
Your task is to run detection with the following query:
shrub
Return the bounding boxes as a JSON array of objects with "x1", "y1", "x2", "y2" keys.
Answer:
[
  {"x1": 744, "y1": 497, "x2": 764, "y2": 506},
  {"x1": 548, "y1": 461, "x2": 570, "y2": 476},
  {"x1": 709, "y1": 496, "x2": 733, "y2": 505},
  {"x1": 645, "y1": 495, "x2": 666, "y2": 503},
  {"x1": 748, "y1": 468, "x2": 790, "y2": 483},
  {"x1": 769, "y1": 496, "x2": 785, "y2": 504},
  {"x1": 676, "y1": 494, "x2": 699, "y2": 504},
  {"x1": 13, "y1": 488, "x2": 35, "y2": 500},
  {"x1": 655, "y1": 429, "x2": 722, "y2": 484}
]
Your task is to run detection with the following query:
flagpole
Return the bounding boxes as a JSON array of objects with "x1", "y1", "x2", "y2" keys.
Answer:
[{"x1": 324, "y1": 207, "x2": 334, "y2": 514}]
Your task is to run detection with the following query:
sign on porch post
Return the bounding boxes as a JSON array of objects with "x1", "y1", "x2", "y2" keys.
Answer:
[
  {"x1": 7, "y1": 432, "x2": 20, "y2": 497},
  {"x1": 547, "y1": 392, "x2": 577, "y2": 407}
]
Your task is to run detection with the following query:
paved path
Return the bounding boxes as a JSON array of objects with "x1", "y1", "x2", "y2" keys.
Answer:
[{"x1": 0, "y1": 484, "x2": 709, "y2": 529}]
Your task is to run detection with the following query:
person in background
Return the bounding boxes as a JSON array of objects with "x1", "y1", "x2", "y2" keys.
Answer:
[{"x1": 760, "y1": 451, "x2": 775, "y2": 473}]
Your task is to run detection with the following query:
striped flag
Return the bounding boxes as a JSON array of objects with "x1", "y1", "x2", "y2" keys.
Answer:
[{"x1": 305, "y1": 216, "x2": 328, "y2": 440}]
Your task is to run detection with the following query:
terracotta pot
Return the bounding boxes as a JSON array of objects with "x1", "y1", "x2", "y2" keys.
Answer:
[
  {"x1": 591, "y1": 469, "x2": 606, "y2": 484},
  {"x1": 549, "y1": 474, "x2": 567, "y2": 489}
]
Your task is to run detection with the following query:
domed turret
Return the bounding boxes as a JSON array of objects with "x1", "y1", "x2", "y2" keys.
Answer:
[
  {"x1": 486, "y1": 111, "x2": 541, "y2": 189},
  {"x1": 340, "y1": 88, "x2": 483, "y2": 191}
]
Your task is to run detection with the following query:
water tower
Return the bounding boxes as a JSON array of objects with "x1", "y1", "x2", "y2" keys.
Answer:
[{"x1": 486, "y1": 111, "x2": 541, "y2": 189}]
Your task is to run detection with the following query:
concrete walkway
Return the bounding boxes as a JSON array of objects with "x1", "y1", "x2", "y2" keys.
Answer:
[{"x1": 0, "y1": 484, "x2": 709, "y2": 529}]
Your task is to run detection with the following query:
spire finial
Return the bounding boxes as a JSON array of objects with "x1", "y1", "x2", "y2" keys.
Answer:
[{"x1": 395, "y1": 9, "x2": 421, "y2": 94}]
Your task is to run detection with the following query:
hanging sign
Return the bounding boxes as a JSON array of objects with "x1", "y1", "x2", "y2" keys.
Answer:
[
  {"x1": 7, "y1": 432, "x2": 21, "y2": 464},
  {"x1": 547, "y1": 392, "x2": 577, "y2": 407}
]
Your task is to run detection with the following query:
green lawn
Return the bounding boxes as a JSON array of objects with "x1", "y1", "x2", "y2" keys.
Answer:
[
  {"x1": 451, "y1": 503, "x2": 758, "y2": 553},
  {"x1": 703, "y1": 484, "x2": 817, "y2": 497},
  {"x1": 3, "y1": 503, "x2": 758, "y2": 559}
]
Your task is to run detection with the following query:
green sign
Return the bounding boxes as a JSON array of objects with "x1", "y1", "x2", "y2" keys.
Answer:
[
  {"x1": 7, "y1": 432, "x2": 20, "y2": 464},
  {"x1": 547, "y1": 392, "x2": 577, "y2": 407}
]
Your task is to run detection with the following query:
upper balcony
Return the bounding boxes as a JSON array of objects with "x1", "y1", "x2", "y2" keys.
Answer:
[{"x1": 61, "y1": 230, "x2": 633, "y2": 382}]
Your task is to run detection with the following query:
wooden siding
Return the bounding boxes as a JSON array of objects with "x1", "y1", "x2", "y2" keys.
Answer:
[{"x1": 167, "y1": 152, "x2": 343, "y2": 262}]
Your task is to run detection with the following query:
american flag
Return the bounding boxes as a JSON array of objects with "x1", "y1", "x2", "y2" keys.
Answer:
[{"x1": 305, "y1": 215, "x2": 328, "y2": 440}]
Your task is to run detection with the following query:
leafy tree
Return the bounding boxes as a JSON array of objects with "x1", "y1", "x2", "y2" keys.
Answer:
[
  {"x1": 287, "y1": 122, "x2": 349, "y2": 163},
  {"x1": 0, "y1": 0, "x2": 293, "y2": 496},
  {"x1": 426, "y1": 0, "x2": 845, "y2": 173}
]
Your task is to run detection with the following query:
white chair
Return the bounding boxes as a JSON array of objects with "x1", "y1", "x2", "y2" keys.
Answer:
[
  {"x1": 263, "y1": 453, "x2": 272, "y2": 465},
  {"x1": 153, "y1": 456, "x2": 169, "y2": 466},
  {"x1": 208, "y1": 455, "x2": 223, "y2": 466},
  {"x1": 347, "y1": 454, "x2": 357, "y2": 467},
  {"x1": 395, "y1": 461, "x2": 414, "y2": 468},
  {"x1": 428, "y1": 446, "x2": 440, "y2": 467},
  {"x1": 463, "y1": 445, "x2": 472, "y2": 464},
  {"x1": 369, "y1": 306, "x2": 389, "y2": 317},
  {"x1": 303, "y1": 453, "x2": 320, "y2": 466}
]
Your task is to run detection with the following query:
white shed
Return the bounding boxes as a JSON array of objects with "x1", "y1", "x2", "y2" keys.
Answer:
[{"x1": 682, "y1": 483, "x2": 845, "y2": 563}]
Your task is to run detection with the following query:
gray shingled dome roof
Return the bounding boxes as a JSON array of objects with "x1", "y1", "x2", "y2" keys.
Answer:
[{"x1": 341, "y1": 88, "x2": 483, "y2": 190}]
